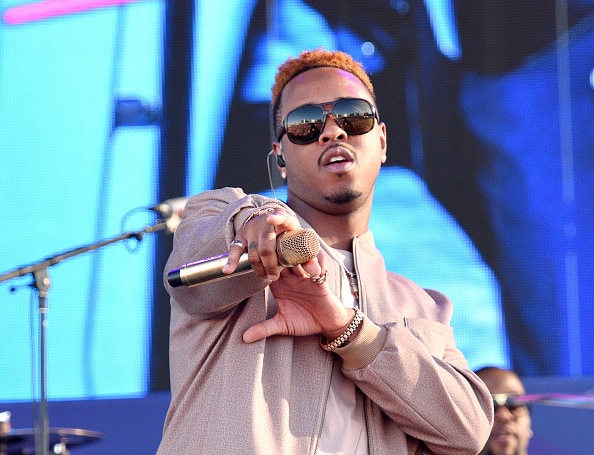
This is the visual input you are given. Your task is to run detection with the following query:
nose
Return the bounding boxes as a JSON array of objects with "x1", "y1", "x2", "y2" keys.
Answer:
[
  {"x1": 319, "y1": 114, "x2": 346, "y2": 143},
  {"x1": 494, "y1": 405, "x2": 515, "y2": 422}
]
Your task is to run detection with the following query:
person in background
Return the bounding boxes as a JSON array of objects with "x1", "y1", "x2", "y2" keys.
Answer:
[
  {"x1": 157, "y1": 49, "x2": 493, "y2": 454},
  {"x1": 476, "y1": 366, "x2": 533, "y2": 455}
]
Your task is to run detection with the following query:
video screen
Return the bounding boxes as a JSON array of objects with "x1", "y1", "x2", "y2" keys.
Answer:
[{"x1": 2, "y1": 0, "x2": 592, "y2": 402}]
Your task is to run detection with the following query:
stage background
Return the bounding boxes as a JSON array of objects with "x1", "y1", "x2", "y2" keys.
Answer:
[
  {"x1": 1, "y1": 0, "x2": 593, "y2": 449},
  {"x1": 3, "y1": 376, "x2": 593, "y2": 454}
]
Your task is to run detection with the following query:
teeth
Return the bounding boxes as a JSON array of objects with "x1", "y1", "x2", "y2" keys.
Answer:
[{"x1": 329, "y1": 156, "x2": 345, "y2": 163}]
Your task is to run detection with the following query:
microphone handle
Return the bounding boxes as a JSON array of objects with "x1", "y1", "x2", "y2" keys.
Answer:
[
  {"x1": 168, "y1": 252, "x2": 252, "y2": 287},
  {"x1": 167, "y1": 228, "x2": 319, "y2": 288}
]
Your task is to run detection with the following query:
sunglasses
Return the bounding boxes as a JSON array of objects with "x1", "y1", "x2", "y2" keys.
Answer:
[
  {"x1": 276, "y1": 98, "x2": 379, "y2": 145},
  {"x1": 492, "y1": 394, "x2": 530, "y2": 414}
]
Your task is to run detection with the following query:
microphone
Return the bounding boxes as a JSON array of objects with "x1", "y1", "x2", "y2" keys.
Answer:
[
  {"x1": 150, "y1": 197, "x2": 189, "y2": 218},
  {"x1": 150, "y1": 197, "x2": 189, "y2": 234},
  {"x1": 167, "y1": 228, "x2": 320, "y2": 287}
]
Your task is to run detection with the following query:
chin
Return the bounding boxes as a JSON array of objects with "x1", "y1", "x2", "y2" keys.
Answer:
[
  {"x1": 485, "y1": 443, "x2": 520, "y2": 455},
  {"x1": 325, "y1": 189, "x2": 361, "y2": 205}
]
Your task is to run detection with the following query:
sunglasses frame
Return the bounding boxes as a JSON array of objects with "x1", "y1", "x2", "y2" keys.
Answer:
[
  {"x1": 276, "y1": 98, "x2": 379, "y2": 145},
  {"x1": 492, "y1": 393, "x2": 531, "y2": 414}
]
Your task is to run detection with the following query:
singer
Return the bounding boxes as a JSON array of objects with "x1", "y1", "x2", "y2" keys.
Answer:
[{"x1": 157, "y1": 49, "x2": 492, "y2": 455}]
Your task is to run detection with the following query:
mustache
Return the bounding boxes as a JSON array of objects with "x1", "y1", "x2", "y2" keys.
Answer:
[{"x1": 319, "y1": 143, "x2": 356, "y2": 166}]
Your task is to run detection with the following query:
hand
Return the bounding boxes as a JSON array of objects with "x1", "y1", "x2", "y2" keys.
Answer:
[
  {"x1": 242, "y1": 261, "x2": 355, "y2": 344},
  {"x1": 223, "y1": 208, "x2": 321, "y2": 281}
]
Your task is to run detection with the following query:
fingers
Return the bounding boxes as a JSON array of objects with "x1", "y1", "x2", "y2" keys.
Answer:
[
  {"x1": 221, "y1": 208, "x2": 322, "y2": 284},
  {"x1": 300, "y1": 254, "x2": 323, "y2": 278},
  {"x1": 222, "y1": 238, "x2": 246, "y2": 275},
  {"x1": 265, "y1": 209, "x2": 301, "y2": 232},
  {"x1": 247, "y1": 231, "x2": 281, "y2": 281},
  {"x1": 237, "y1": 208, "x2": 301, "y2": 280},
  {"x1": 222, "y1": 233, "x2": 281, "y2": 280},
  {"x1": 309, "y1": 268, "x2": 328, "y2": 285}
]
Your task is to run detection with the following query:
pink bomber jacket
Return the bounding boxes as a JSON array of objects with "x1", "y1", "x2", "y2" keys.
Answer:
[{"x1": 157, "y1": 187, "x2": 493, "y2": 455}]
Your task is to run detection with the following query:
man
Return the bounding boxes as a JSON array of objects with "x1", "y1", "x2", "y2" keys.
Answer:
[
  {"x1": 157, "y1": 49, "x2": 492, "y2": 454},
  {"x1": 476, "y1": 367, "x2": 533, "y2": 455}
]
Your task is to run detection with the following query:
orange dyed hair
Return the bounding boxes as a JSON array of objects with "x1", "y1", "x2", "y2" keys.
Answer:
[{"x1": 271, "y1": 49, "x2": 375, "y2": 137}]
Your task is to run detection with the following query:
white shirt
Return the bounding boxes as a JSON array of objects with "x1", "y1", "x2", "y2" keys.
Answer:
[{"x1": 318, "y1": 249, "x2": 368, "y2": 455}]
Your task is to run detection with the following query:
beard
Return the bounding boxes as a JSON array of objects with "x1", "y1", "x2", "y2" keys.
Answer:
[
  {"x1": 484, "y1": 448, "x2": 521, "y2": 455},
  {"x1": 324, "y1": 188, "x2": 362, "y2": 205}
]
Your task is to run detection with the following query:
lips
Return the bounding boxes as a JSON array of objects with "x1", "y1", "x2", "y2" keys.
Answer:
[
  {"x1": 321, "y1": 147, "x2": 355, "y2": 170},
  {"x1": 493, "y1": 426, "x2": 516, "y2": 444}
]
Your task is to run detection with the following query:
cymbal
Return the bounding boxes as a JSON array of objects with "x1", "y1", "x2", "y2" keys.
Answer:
[
  {"x1": 0, "y1": 427, "x2": 103, "y2": 454},
  {"x1": 513, "y1": 393, "x2": 594, "y2": 410}
]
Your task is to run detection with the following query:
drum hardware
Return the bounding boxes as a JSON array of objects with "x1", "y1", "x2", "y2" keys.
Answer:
[
  {"x1": 0, "y1": 215, "x2": 176, "y2": 455},
  {"x1": 0, "y1": 426, "x2": 102, "y2": 455}
]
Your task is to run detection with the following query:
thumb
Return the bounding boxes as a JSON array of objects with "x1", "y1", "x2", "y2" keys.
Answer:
[{"x1": 243, "y1": 318, "x2": 282, "y2": 343}]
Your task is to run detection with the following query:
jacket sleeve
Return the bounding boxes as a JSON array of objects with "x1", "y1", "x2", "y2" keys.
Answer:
[
  {"x1": 164, "y1": 187, "x2": 291, "y2": 318},
  {"x1": 336, "y1": 298, "x2": 493, "y2": 454}
]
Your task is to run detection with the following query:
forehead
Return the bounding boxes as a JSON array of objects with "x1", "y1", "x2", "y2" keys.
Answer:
[
  {"x1": 280, "y1": 67, "x2": 372, "y2": 115},
  {"x1": 481, "y1": 371, "x2": 526, "y2": 395}
]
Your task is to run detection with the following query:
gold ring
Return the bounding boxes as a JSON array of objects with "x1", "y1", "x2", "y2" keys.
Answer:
[{"x1": 310, "y1": 268, "x2": 328, "y2": 285}]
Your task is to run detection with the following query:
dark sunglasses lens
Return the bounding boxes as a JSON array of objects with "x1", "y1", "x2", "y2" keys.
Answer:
[
  {"x1": 284, "y1": 99, "x2": 376, "y2": 144},
  {"x1": 333, "y1": 99, "x2": 376, "y2": 135},
  {"x1": 286, "y1": 105, "x2": 325, "y2": 145},
  {"x1": 493, "y1": 400, "x2": 528, "y2": 412}
]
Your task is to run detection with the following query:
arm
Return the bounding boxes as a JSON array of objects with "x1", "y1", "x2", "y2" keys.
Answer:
[
  {"x1": 334, "y1": 295, "x2": 493, "y2": 454},
  {"x1": 167, "y1": 186, "x2": 349, "y2": 338},
  {"x1": 164, "y1": 187, "x2": 292, "y2": 317}
]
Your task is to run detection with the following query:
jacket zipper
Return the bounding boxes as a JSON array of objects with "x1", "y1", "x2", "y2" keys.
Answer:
[
  {"x1": 352, "y1": 239, "x2": 374, "y2": 454},
  {"x1": 312, "y1": 354, "x2": 335, "y2": 454}
]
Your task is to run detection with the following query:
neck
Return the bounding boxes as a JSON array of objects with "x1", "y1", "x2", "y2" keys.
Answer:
[{"x1": 287, "y1": 199, "x2": 370, "y2": 251}]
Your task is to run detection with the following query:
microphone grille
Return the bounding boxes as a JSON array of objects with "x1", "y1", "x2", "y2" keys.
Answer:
[{"x1": 277, "y1": 229, "x2": 320, "y2": 267}]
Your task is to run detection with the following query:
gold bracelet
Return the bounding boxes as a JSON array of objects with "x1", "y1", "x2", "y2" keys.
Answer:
[
  {"x1": 320, "y1": 308, "x2": 363, "y2": 352},
  {"x1": 242, "y1": 207, "x2": 277, "y2": 227}
]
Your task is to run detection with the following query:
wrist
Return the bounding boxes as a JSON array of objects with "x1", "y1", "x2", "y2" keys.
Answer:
[
  {"x1": 320, "y1": 308, "x2": 364, "y2": 352},
  {"x1": 242, "y1": 206, "x2": 277, "y2": 227}
]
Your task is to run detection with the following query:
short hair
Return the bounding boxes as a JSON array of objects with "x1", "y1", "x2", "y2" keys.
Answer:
[
  {"x1": 271, "y1": 49, "x2": 376, "y2": 137},
  {"x1": 474, "y1": 366, "x2": 524, "y2": 386},
  {"x1": 475, "y1": 366, "x2": 518, "y2": 376}
]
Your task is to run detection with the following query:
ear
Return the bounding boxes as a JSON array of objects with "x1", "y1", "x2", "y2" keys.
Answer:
[
  {"x1": 273, "y1": 142, "x2": 286, "y2": 168},
  {"x1": 379, "y1": 122, "x2": 387, "y2": 163}
]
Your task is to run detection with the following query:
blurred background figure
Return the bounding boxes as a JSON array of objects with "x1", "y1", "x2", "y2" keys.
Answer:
[{"x1": 476, "y1": 366, "x2": 533, "y2": 455}]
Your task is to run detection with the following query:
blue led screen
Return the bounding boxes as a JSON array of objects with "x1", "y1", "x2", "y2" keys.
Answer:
[
  {"x1": 0, "y1": 0, "x2": 164, "y2": 401},
  {"x1": 2, "y1": 0, "x2": 593, "y2": 404}
]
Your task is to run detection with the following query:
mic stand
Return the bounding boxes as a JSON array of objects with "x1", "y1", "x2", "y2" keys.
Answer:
[{"x1": 0, "y1": 219, "x2": 172, "y2": 455}]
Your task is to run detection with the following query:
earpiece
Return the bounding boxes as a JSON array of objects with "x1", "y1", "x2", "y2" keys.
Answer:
[{"x1": 276, "y1": 143, "x2": 286, "y2": 167}]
